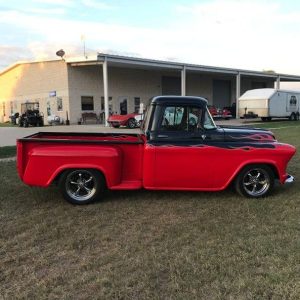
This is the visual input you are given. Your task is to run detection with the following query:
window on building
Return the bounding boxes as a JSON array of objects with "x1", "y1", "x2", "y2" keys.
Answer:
[
  {"x1": 101, "y1": 96, "x2": 112, "y2": 111},
  {"x1": 47, "y1": 101, "x2": 51, "y2": 116},
  {"x1": 134, "y1": 97, "x2": 140, "y2": 113},
  {"x1": 2, "y1": 102, "x2": 5, "y2": 116},
  {"x1": 57, "y1": 97, "x2": 63, "y2": 111},
  {"x1": 81, "y1": 96, "x2": 94, "y2": 111}
]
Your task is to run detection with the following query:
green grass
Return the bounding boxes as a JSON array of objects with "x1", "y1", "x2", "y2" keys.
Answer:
[
  {"x1": 250, "y1": 120, "x2": 300, "y2": 130},
  {"x1": 0, "y1": 146, "x2": 16, "y2": 158},
  {"x1": 0, "y1": 122, "x2": 17, "y2": 127},
  {"x1": 0, "y1": 126, "x2": 299, "y2": 299}
]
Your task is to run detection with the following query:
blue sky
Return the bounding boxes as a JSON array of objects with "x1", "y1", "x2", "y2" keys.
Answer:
[{"x1": 1, "y1": 0, "x2": 300, "y2": 75}]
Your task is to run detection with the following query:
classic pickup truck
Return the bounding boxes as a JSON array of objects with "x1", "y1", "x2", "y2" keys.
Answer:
[{"x1": 17, "y1": 96, "x2": 296, "y2": 204}]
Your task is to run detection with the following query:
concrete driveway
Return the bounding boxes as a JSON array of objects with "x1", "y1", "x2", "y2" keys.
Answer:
[
  {"x1": 0, "y1": 125, "x2": 140, "y2": 147},
  {"x1": 0, "y1": 118, "x2": 260, "y2": 147}
]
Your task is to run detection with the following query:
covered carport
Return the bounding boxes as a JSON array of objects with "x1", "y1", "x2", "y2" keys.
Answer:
[{"x1": 67, "y1": 53, "x2": 300, "y2": 125}]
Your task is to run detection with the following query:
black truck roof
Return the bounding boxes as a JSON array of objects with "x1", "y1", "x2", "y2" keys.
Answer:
[{"x1": 151, "y1": 96, "x2": 208, "y2": 107}]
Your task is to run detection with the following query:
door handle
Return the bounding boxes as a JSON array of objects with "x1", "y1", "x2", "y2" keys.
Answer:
[{"x1": 157, "y1": 135, "x2": 168, "y2": 138}]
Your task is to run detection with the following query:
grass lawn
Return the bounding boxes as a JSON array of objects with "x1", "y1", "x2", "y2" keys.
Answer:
[
  {"x1": 0, "y1": 122, "x2": 17, "y2": 127},
  {"x1": 250, "y1": 120, "x2": 300, "y2": 130},
  {"x1": 0, "y1": 146, "x2": 16, "y2": 158},
  {"x1": 0, "y1": 125, "x2": 299, "y2": 299}
]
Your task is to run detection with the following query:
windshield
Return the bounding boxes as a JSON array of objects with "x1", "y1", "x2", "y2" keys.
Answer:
[{"x1": 203, "y1": 108, "x2": 217, "y2": 130}]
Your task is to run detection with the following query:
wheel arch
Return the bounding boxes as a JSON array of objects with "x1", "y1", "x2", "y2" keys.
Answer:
[
  {"x1": 50, "y1": 164, "x2": 108, "y2": 188},
  {"x1": 228, "y1": 161, "x2": 279, "y2": 188}
]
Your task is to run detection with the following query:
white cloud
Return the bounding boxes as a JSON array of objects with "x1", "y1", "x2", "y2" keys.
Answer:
[
  {"x1": 32, "y1": 0, "x2": 74, "y2": 6},
  {"x1": 23, "y1": 7, "x2": 66, "y2": 15},
  {"x1": 81, "y1": 0, "x2": 116, "y2": 10},
  {"x1": 1, "y1": 0, "x2": 300, "y2": 75}
]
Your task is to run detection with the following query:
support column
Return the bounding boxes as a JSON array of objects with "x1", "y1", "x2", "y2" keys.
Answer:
[
  {"x1": 181, "y1": 66, "x2": 186, "y2": 96},
  {"x1": 236, "y1": 72, "x2": 241, "y2": 119},
  {"x1": 103, "y1": 57, "x2": 109, "y2": 127},
  {"x1": 276, "y1": 76, "x2": 280, "y2": 90}
]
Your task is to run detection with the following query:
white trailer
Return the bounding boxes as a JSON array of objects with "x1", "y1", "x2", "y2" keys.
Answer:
[{"x1": 238, "y1": 88, "x2": 300, "y2": 121}]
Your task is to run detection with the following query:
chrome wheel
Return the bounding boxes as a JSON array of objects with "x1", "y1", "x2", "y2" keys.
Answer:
[
  {"x1": 242, "y1": 168, "x2": 270, "y2": 197},
  {"x1": 65, "y1": 170, "x2": 96, "y2": 201},
  {"x1": 235, "y1": 165, "x2": 274, "y2": 198}
]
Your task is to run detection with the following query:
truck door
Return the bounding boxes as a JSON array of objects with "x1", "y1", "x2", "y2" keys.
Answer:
[{"x1": 149, "y1": 105, "x2": 214, "y2": 189}]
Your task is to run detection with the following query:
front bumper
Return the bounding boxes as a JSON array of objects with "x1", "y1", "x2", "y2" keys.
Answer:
[{"x1": 285, "y1": 174, "x2": 294, "y2": 184}]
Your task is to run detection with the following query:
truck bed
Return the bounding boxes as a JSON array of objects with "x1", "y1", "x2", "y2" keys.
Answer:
[
  {"x1": 18, "y1": 132, "x2": 144, "y2": 144},
  {"x1": 17, "y1": 132, "x2": 145, "y2": 189}
]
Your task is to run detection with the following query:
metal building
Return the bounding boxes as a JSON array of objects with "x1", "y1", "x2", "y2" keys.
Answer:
[{"x1": 1, "y1": 53, "x2": 300, "y2": 124}]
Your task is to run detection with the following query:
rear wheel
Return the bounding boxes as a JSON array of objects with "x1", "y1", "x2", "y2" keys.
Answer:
[
  {"x1": 289, "y1": 113, "x2": 296, "y2": 121},
  {"x1": 235, "y1": 165, "x2": 274, "y2": 198},
  {"x1": 59, "y1": 169, "x2": 105, "y2": 204},
  {"x1": 127, "y1": 118, "x2": 136, "y2": 129}
]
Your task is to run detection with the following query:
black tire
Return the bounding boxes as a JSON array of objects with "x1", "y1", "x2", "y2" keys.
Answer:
[
  {"x1": 289, "y1": 113, "x2": 295, "y2": 121},
  {"x1": 235, "y1": 164, "x2": 274, "y2": 198},
  {"x1": 127, "y1": 118, "x2": 136, "y2": 129},
  {"x1": 267, "y1": 117, "x2": 272, "y2": 122},
  {"x1": 59, "y1": 169, "x2": 105, "y2": 205},
  {"x1": 36, "y1": 119, "x2": 44, "y2": 127},
  {"x1": 261, "y1": 117, "x2": 267, "y2": 122},
  {"x1": 296, "y1": 113, "x2": 300, "y2": 121}
]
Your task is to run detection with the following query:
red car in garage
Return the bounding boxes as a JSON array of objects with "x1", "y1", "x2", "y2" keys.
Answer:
[
  {"x1": 107, "y1": 113, "x2": 138, "y2": 128},
  {"x1": 208, "y1": 105, "x2": 232, "y2": 120}
]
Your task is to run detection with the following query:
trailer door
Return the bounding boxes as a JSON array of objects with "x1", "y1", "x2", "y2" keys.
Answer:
[{"x1": 287, "y1": 94, "x2": 298, "y2": 113}]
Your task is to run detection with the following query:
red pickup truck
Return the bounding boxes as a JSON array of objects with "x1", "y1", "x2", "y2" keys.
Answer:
[{"x1": 17, "y1": 96, "x2": 296, "y2": 204}]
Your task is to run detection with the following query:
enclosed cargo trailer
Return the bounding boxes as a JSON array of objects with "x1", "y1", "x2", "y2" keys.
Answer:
[{"x1": 238, "y1": 88, "x2": 300, "y2": 121}]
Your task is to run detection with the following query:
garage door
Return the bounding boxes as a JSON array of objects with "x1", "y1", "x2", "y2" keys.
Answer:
[
  {"x1": 162, "y1": 76, "x2": 181, "y2": 95},
  {"x1": 213, "y1": 80, "x2": 231, "y2": 107}
]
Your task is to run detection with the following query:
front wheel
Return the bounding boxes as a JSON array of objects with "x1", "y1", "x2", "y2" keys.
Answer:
[
  {"x1": 235, "y1": 165, "x2": 274, "y2": 198},
  {"x1": 59, "y1": 169, "x2": 105, "y2": 204}
]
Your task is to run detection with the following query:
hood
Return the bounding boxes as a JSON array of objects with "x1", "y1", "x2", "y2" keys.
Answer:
[{"x1": 219, "y1": 125, "x2": 276, "y2": 142}]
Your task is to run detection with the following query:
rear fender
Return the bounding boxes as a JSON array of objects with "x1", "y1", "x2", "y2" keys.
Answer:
[{"x1": 22, "y1": 145, "x2": 122, "y2": 187}]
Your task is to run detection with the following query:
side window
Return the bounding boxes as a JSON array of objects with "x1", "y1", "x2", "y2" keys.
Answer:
[{"x1": 159, "y1": 106, "x2": 202, "y2": 131}]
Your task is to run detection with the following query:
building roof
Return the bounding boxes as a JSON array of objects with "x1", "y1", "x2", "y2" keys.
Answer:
[
  {"x1": 95, "y1": 53, "x2": 300, "y2": 81},
  {"x1": 1, "y1": 53, "x2": 300, "y2": 82},
  {"x1": 0, "y1": 59, "x2": 62, "y2": 76}
]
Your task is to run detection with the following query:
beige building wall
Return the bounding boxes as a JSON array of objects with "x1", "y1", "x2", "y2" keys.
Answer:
[
  {"x1": 0, "y1": 60, "x2": 69, "y2": 123},
  {"x1": 68, "y1": 66, "x2": 163, "y2": 123},
  {"x1": 67, "y1": 66, "x2": 232, "y2": 124},
  {"x1": 0, "y1": 59, "x2": 278, "y2": 125}
]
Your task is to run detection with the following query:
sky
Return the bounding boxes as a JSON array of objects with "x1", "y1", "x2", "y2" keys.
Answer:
[{"x1": 1, "y1": 0, "x2": 300, "y2": 75}]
